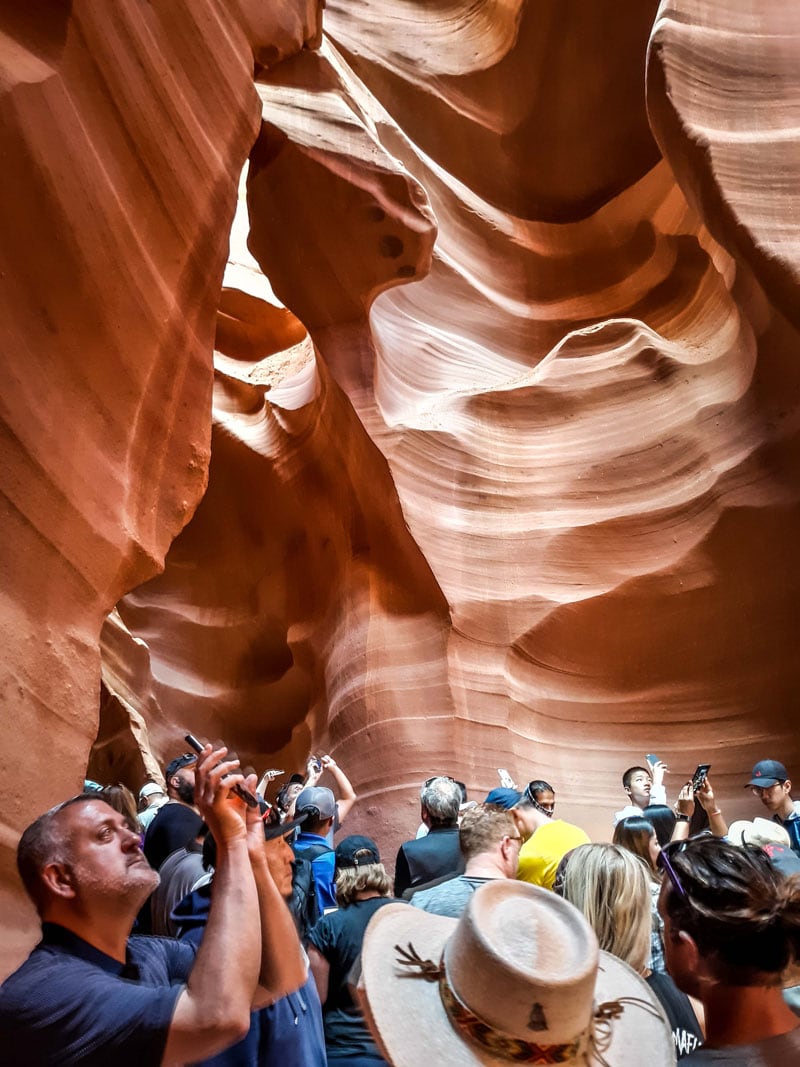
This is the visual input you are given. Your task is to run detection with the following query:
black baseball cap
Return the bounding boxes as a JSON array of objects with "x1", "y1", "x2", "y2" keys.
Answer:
[
  {"x1": 744, "y1": 759, "x2": 789, "y2": 788},
  {"x1": 165, "y1": 753, "x2": 197, "y2": 779},
  {"x1": 258, "y1": 799, "x2": 307, "y2": 841},
  {"x1": 335, "y1": 834, "x2": 380, "y2": 871}
]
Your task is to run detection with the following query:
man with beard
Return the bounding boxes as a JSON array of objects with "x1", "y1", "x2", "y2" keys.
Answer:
[
  {"x1": 144, "y1": 752, "x2": 204, "y2": 871},
  {"x1": 0, "y1": 744, "x2": 307, "y2": 1065}
]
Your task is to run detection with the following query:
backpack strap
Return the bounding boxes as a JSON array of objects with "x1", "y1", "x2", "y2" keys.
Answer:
[{"x1": 294, "y1": 842, "x2": 333, "y2": 862}]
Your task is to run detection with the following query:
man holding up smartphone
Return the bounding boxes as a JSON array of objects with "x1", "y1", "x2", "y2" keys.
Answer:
[
  {"x1": 613, "y1": 757, "x2": 669, "y2": 826},
  {"x1": 0, "y1": 743, "x2": 306, "y2": 1066}
]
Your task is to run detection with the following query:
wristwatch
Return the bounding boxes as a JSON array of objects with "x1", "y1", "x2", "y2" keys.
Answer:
[{"x1": 676, "y1": 813, "x2": 691, "y2": 823}]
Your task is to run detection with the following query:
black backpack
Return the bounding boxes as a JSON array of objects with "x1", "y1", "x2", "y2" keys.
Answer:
[{"x1": 290, "y1": 841, "x2": 333, "y2": 943}]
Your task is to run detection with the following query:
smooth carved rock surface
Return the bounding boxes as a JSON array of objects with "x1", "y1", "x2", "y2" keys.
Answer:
[
  {"x1": 0, "y1": 0, "x2": 319, "y2": 974},
  {"x1": 648, "y1": 0, "x2": 800, "y2": 330},
  {"x1": 2, "y1": 1, "x2": 800, "y2": 974}
]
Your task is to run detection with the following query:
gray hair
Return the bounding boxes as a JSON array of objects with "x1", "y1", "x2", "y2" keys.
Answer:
[
  {"x1": 420, "y1": 777, "x2": 461, "y2": 827},
  {"x1": 17, "y1": 794, "x2": 99, "y2": 915}
]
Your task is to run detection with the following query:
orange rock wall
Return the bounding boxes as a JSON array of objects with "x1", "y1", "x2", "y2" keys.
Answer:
[{"x1": 2, "y1": 0, "x2": 799, "y2": 975}]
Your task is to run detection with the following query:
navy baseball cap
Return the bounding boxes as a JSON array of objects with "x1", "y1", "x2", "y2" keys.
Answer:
[
  {"x1": 744, "y1": 759, "x2": 789, "y2": 788},
  {"x1": 335, "y1": 834, "x2": 380, "y2": 871},
  {"x1": 165, "y1": 753, "x2": 197, "y2": 779},
  {"x1": 484, "y1": 787, "x2": 523, "y2": 809}
]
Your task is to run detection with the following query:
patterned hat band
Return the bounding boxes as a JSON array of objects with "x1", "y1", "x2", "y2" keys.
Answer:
[{"x1": 395, "y1": 942, "x2": 661, "y2": 1066}]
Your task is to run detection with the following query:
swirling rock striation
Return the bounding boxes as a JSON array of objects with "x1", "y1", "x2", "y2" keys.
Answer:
[{"x1": 2, "y1": 0, "x2": 800, "y2": 976}]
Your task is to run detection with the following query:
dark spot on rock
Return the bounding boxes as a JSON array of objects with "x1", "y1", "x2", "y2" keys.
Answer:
[
  {"x1": 368, "y1": 206, "x2": 386, "y2": 222},
  {"x1": 397, "y1": 265, "x2": 416, "y2": 278},
  {"x1": 379, "y1": 235, "x2": 404, "y2": 258}
]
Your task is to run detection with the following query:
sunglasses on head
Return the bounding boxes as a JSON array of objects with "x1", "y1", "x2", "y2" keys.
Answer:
[
  {"x1": 261, "y1": 803, "x2": 281, "y2": 827},
  {"x1": 424, "y1": 776, "x2": 455, "y2": 788},
  {"x1": 524, "y1": 783, "x2": 555, "y2": 817},
  {"x1": 656, "y1": 840, "x2": 688, "y2": 899}
]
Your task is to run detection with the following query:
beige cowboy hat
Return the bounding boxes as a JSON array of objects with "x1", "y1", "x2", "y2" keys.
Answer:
[
  {"x1": 359, "y1": 880, "x2": 675, "y2": 1066},
  {"x1": 727, "y1": 818, "x2": 790, "y2": 849}
]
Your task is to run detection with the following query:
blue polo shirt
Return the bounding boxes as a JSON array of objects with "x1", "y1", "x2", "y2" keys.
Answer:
[
  {"x1": 294, "y1": 831, "x2": 336, "y2": 913},
  {"x1": 0, "y1": 922, "x2": 196, "y2": 1065},
  {"x1": 175, "y1": 886, "x2": 326, "y2": 1067}
]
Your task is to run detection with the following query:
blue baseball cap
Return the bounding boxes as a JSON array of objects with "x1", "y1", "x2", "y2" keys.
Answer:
[{"x1": 484, "y1": 788, "x2": 523, "y2": 809}]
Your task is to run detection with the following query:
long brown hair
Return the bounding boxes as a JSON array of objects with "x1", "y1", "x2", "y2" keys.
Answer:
[{"x1": 613, "y1": 816, "x2": 659, "y2": 878}]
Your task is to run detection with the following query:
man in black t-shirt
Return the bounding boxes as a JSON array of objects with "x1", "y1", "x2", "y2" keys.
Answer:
[{"x1": 144, "y1": 752, "x2": 203, "y2": 871}]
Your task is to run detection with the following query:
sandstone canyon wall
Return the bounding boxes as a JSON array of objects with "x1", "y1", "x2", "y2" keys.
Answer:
[{"x1": 2, "y1": 0, "x2": 799, "y2": 975}]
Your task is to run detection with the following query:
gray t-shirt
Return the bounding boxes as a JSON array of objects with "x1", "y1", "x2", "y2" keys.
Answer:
[
  {"x1": 409, "y1": 875, "x2": 498, "y2": 918},
  {"x1": 683, "y1": 1026, "x2": 800, "y2": 1065}
]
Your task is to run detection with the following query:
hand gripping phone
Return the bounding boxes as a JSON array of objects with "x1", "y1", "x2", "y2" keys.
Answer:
[
  {"x1": 691, "y1": 763, "x2": 711, "y2": 792},
  {"x1": 185, "y1": 733, "x2": 259, "y2": 808}
]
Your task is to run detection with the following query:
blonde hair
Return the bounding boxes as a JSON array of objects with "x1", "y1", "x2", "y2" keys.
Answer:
[
  {"x1": 335, "y1": 862, "x2": 392, "y2": 907},
  {"x1": 459, "y1": 803, "x2": 516, "y2": 861},
  {"x1": 561, "y1": 843, "x2": 652, "y2": 974}
]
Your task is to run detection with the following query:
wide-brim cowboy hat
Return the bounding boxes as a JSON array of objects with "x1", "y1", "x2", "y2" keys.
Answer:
[
  {"x1": 727, "y1": 818, "x2": 790, "y2": 849},
  {"x1": 359, "y1": 880, "x2": 674, "y2": 1066}
]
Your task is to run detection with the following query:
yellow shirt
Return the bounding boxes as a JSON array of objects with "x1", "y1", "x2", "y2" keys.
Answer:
[{"x1": 517, "y1": 819, "x2": 590, "y2": 890}]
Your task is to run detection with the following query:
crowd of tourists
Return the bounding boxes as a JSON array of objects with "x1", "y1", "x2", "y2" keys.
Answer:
[{"x1": 1, "y1": 747, "x2": 799, "y2": 1065}]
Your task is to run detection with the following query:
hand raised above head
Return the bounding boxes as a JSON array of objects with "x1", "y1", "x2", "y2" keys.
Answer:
[
  {"x1": 651, "y1": 759, "x2": 668, "y2": 787},
  {"x1": 194, "y1": 743, "x2": 249, "y2": 845},
  {"x1": 305, "y1": 755, "x2": 322, "y2": 785},
  {"x1": 675, "y1": 781, "x2": 695, "y2": 816},
  {"x1": 695, "y1": 775, "x2": 716, "y2": 810}
]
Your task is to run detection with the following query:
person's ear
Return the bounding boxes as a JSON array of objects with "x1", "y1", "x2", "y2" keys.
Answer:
[
  {"x1": 670, "y1": 925, "x2": 700, "y2": 964},
  {"x1": 501, "y1": 838, "x2": 518, "y2": 875},
  {"x1": 40, "y1": 862, "x2": 77, "y2": 901},
  {"x1": 784, "y1": 779, "x2": 793, "y2": 795}
]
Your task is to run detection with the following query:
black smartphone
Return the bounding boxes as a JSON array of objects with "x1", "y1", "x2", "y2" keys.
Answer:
[
  {"x1": 184, "y1": 733, "x2": 259, "y2": 808},
  {"x1": 691, "y1": 763, "x2": 711, "y2": 792}
]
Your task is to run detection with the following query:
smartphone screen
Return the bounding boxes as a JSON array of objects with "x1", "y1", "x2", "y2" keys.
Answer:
[
  {"x1": 691, "y1": 763, "x2": 711, "y2": 791},
  {"x1": 646, "y1": 754, "x2": 660, "y2": 766}
]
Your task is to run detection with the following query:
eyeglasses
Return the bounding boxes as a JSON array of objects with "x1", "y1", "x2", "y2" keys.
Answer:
[
  {"x1": 656, "y1": 840, "x2": 688, "y2": 899},
  {"x1": 751, "y1": 782, "x2": 783, "y2": 796},
  {"x1": 424, "y1": 776, "x2": 455, "y2": 788}
]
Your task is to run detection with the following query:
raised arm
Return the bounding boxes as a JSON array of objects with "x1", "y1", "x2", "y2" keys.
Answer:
[
  {"x1": 650, "y1": 759, "x2": 668, "y2": 805},
  {"x1": 162, "y1": 746, "x2": 259, "y2": 1066},
  {"x1": 321, "y1": 755, "x2": 358, "y2": 823},
  {"x1": 671, "y1": 782, "x2": 694, "y2": 842},
  {"x1": 247, "y1": 816, "x2": 307, "y2": 1008},
  {"x1": 695, "y1": 777, "x2": 728, "y2": 837}
]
